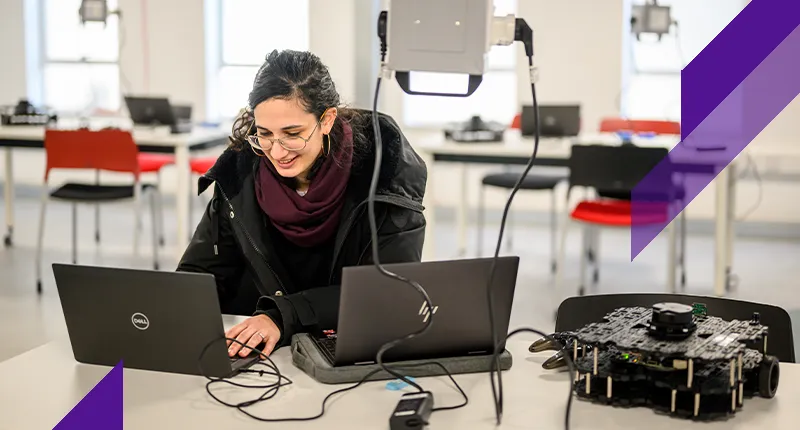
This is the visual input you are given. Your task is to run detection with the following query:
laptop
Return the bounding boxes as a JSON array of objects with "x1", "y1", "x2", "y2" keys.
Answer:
[
  {"x1": 124, "y1": 96, "x2": 193, "y2": 133},
  {"x1": 521, "y1": 104, "x2": 581, "y2": 137},
  {"x1": 311, "y1": 257, "x2": 520, "y2": 366},
  {"x1": 52, "y1": 264, "x2": 258, "y2": 378}
]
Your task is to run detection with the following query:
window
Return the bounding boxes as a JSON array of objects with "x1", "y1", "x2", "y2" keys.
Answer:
[
  {"x1": 623, "y1": 0, "x2": 747, "y2": 121},
  {"x1": 214, "y1": 0, "x2": 310, "y2": 119},
  {"x1": 402, "y1": 0, "x2": 518, "y2": 128},
  {"x1": 40, "y1": 0, "x2": 120, "y2": 114}
]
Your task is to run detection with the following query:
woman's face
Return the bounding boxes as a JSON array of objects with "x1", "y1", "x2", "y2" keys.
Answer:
[{"x1": 252, "y1": 98, "x2": 336, "y2": 181}]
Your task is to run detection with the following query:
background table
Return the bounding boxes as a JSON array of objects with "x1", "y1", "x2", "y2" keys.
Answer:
[
  {"x1": 0, "y1": 123, "x2": 229, "y2": 260},
  {"x1": 411, "y1": 131, "x2": 739, "y2": 297},
  {"x1": 0, "y1": 316, "x2": 797, "y2": 430}
]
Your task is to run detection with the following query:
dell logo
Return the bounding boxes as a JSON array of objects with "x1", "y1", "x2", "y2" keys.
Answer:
[
  {"x1": 418, "y1": 302, "x2": 438, "y2": 323},
  {"x1": 131, "y1": 313, "x2": 150, "y2": 330}
]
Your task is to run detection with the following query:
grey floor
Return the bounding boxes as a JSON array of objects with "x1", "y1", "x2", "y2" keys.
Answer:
[{"x1": 1, "y1": 195, "x2": 799, "y2": 363}]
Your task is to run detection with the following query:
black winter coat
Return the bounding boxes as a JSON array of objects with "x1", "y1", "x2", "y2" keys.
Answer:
[{"x1": 176, "y1": 111, "x2": 427, "y2": 348}]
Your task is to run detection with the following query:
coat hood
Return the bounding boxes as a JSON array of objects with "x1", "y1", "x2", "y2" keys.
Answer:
[{"x1": 199, "y1": 110, "x2": 427, "y2": 206}]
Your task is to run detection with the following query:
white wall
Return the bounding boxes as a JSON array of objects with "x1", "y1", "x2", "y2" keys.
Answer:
[
  {"x1": 117, "y1": 0, "x2": 207, "y2": 120},
  {"x1": 0, "y1": 0, "x2": 27, "y2": 106}
]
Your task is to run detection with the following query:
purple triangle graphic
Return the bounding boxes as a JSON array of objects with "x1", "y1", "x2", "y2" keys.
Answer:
[{"x1": 53, "y1": 361, "x2": 123, "y2": 430}]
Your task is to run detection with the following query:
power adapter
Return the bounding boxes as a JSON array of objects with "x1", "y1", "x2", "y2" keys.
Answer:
[{"x1": 389, "y1": 392, "x2": 434, "y2": 430}]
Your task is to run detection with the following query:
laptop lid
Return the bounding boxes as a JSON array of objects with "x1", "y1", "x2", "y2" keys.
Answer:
[
  {"x1": 521, "y1": 104, "x2": 581, "y2": 137},
  {"x1": 333, "y1": 257, "x2": 520, "y2": 366},
  {"x1": 52, "y1": 264, "x2": 239, "y2": 377},
  {"x1": 124, "y1": 96, "x2": 177, "y2": 126}
]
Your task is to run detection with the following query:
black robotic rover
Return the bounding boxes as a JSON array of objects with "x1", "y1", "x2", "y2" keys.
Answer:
[{"x1": 531, "y1": 302, "x2": 780, "y2": 420}]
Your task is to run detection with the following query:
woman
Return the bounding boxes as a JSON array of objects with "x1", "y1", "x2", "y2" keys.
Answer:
[{"x1": 177, "y1": 49, "x2": 427, "y2": 359}]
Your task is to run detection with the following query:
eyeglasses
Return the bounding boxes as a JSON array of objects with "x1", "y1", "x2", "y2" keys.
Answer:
[{"x1": 246, "y1": 108, "x2": 331, "y2": 155}]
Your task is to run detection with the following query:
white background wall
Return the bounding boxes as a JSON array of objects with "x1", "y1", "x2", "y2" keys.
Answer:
[{"x1": 1, "y1": 0, "x2": 798, "y2": 225}]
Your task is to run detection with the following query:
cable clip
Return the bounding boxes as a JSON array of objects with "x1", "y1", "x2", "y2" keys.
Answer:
[{"x1": 529, "y1": 65, "x2": 539, "y2": 84}]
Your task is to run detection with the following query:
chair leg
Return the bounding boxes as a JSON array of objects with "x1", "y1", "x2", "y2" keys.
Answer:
[
  {"x1": 667, "y1": 219, "x2": 678, "y2": 293},
  {"x1": 150, "y1": 190, "x2": 160, "y2": 270},
  {"x1": 591, "y1": 227, "x2": 600, "y2": 285},
  {"x1": 133, "y1": 183, "x2": 142, "y2": 256},
  {"x1": 157, "y1": 171, "x2": 165, "y2": 247},
  {"x1": 94, "y1": 170, "x2": 100, "y2": 244},
  {"x1": 71, "y1": 203, "x2": 78, "y2": 265},
  {"x1": 506, "y1": 190, "x2": 513, "y2": 252},
  {"x1": 550, "y1": 189, "x2": 557, "y2": 274},
  {"x1": 556, "y1": 192, "x2": 572, "y2": 294},
  {"x1": 680, "y1": 210, "x2": 687, "y2": 289},
  {"x1": 579, "y1": 225, "x2": 588, "y2": 296},
  {"x1": 477, "y1": 184, "x2": 485, "y2": 257},
  {"x1": 35, "y1": 184, "x2": 49, "y2": 294}
]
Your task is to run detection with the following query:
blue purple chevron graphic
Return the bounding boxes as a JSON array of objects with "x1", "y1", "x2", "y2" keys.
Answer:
[
  {"x1": 631, "y1": 0, "x2": 800, "y2": 259},
  {"x1": 52, "y1": 361, "x2": 123, "y2": 430}
]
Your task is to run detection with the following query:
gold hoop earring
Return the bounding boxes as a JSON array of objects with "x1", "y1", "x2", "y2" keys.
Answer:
[{"x1": 323, "y1": 134, "x2": 331, "y2": 157}]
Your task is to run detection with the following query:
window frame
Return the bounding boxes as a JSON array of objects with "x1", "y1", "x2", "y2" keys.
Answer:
[{"x1": 37, "y1": 0, "x2": 121, "y2": 114}]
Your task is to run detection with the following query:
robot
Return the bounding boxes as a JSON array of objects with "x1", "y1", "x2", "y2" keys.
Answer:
[{"x1": 531, "y1": 302, "x2": 780, "y2": 420}]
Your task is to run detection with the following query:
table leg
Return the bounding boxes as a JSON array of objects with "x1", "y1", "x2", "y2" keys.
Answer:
[
  {"x1": 174, "y1": 146, "x2": 190, "y2": 260},
  {"x1": 420, "y1": 150, "x2": 436, "y2": 261},
  {"x1": 726, "y1": 162, "x2": 737, "y2": 291},
  {"x1": 3, "y1": 148, "x2": 14, "y2": 247},
  {"x1": 714, "y1": 166, "x2": 731, "y2": 296},
  {"x1": 457, "y1": 164, "x2": 468, "y2": 257}
]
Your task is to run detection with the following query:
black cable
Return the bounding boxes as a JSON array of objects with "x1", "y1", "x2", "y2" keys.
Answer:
[
  {"x1": 494, "y1": 328, "x2": 576, "y2": 430},
  {"x1": 198, "y1": 336, "x2": 469, "y2": 422},
  {"x1": 369, "y1": 49, "x2": 436, "y2": 393},
  {"x1": 486, "y1": 55, "x2": 540, "y2": 425}
]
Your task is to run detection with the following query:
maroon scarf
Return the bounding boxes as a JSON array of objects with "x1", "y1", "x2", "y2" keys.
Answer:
[{"x1": 255, "y1": 122, "x2": 353, "y2": 247}]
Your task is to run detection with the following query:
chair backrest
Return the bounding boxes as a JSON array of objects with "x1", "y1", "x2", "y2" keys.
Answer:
[
  {"x1": 44, "y1": 129, "x2": 141, "y2": 180},
  {"x1": 510, "y1": 113, "x2": 522, "y2": 130},
  {"x1": 599, "y1": 118, "x2": 681, "y2": 135},
  {"x1": 568, "y1": 144, "x2": 670, "y2": 196},
  {"x1": 556, "y1": 293, "x2": 795, "y2": 363}
]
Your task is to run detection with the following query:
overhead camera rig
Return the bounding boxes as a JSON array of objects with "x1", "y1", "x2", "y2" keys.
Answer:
[
  {"x1": 377, "y1": 0, "x2": 533, "y2": 98},
  {"x1": 532, "y1": 302, "x2": 780, "y2": 421},
  {"x1": 631, "y1": 0, "x2": 676, "y2": 41}
]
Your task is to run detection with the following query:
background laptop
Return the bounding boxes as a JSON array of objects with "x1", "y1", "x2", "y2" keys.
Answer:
[
  {"x1": 313, "y1": 257, "x2": 520, "y2": 366},
  {"x1": 521, "y1": 104, "x2": 581, "y2": 137},
  {"x1": 52, "y1": 264, "x2": 257, "y2": 378},
  {"x1": 124, "y1": 96, "x2": 193, "y2": 133}
]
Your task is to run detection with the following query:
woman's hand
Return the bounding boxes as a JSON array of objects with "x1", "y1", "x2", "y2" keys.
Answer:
[{"x1": 225, "y1": 314, "x2": 281, "y2": 359}]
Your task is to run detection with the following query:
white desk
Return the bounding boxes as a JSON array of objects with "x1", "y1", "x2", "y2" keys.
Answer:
[
  {"x1": 0, "y1": 123, "x2": 229, "y2": 260},
  {"x1": 412, "y1": 131, "x2": 739, "y2": 297},
  {"x1": 0, "y1": 327, "x2": 797, "y2": 430}
]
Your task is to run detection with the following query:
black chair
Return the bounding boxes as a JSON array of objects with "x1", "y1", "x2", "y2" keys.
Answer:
[
  {"x1": 557, "y1": 144, "x2": 685, "y2": 295},
  {"x1": 555, "y1": 293, "x2": 795, "y2": 363},
  {"x1": 477, "y1": 168, "x2": 567, "y2": 273}
]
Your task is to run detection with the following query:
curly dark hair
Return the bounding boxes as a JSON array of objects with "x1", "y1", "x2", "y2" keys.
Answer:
[{"x1": 228, "y1": 49, "x2": 369, "y2": 178}]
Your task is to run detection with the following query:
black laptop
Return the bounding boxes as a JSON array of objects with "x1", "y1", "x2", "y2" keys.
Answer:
[
  {"x1": 52, "y1": 264, "x2": 258, "y2": 378},
  {"x1": 521, "y1": 104, "x2": 581, "y2": 137},
  {"x1": 124, "y1": 96, "x2": 193, "y2": 133},
  {"x1": 311, "y1": 257, "x2": 520, "y2": 366}
]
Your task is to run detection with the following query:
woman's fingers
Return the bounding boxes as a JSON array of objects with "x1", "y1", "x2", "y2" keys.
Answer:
[
  {"x1": 225, "y1": 322, "x2": 248, "y2": 348},
  {"x1": 261, "y1": 333, "x2": 280, "y2": 358},
  {"x1": 240, "y1": 331, "x2": 265, "y2": 357},
  {"x1": 229, "y1": 327, "x2": 256, "y2": 357}
]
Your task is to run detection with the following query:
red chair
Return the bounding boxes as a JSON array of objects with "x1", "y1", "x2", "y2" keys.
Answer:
[
  {"x1": 36, "y1": 129, "x2": 162, "y2": 293},
  {"x1": 187, "y1": 156, "x2": 219, "y2": 234},
  {"x1": 599, "y1": 118, "x2": 681, "y2": 135},
  {"x1": 556, "y1": 145, "x2": 681, "y2": 296},
  {"x1": 594, "y1": 117, "x2": 687, "y2": 287},
  {"x1": 92, "y1": 153, "x2": 173, "y2": 247}
]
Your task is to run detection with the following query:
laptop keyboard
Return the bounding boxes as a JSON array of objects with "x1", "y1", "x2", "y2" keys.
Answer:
[{"x1": 316, "y1": 336, "x2": 337, "y2": 359}]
